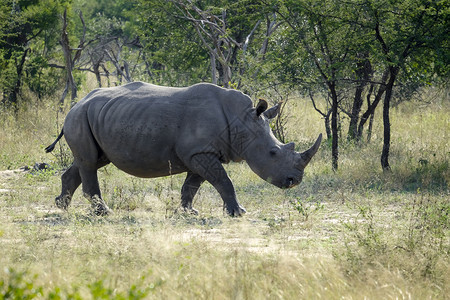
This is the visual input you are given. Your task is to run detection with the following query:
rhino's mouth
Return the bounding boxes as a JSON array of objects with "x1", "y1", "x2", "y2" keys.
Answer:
[
  {"x1": 272, "y1": 176, "x2": 302, "y2": 189},
  {"x1": 286, "y1": 177, "x2": 301, "y2": 188},
  {"x1": 288, "y1": 177, "x2": 296, "y2": 188},
  {"x1": 260, "y1": 169, "x2": 303, "y2": 189}
]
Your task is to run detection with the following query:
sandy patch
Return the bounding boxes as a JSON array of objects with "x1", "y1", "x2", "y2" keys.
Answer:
[{"x1": 0, "y1": 168, "x2": 27, "y2": 179}]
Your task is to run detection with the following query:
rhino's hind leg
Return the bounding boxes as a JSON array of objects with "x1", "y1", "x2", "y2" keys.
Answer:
[
  {"x1": 181, "y1": 172, "x2": 205, "y2": 215},
  {"x1": 88, "y1": 194, "x2": 112, "y2": 216},
  {"x1": 79, "y1": 166, "x2": 112, "y2": 216},
  {"x1": 56, "y1": 164, "x2": 81, "y2": 210},
  {"x1": 55, "y1": 157, "x2": 110, "y2": 215}
]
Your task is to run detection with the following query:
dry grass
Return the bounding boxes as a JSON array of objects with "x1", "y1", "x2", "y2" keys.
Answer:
[{"x1": 0, "y1": 88, "x2": 448, "y2": 299}]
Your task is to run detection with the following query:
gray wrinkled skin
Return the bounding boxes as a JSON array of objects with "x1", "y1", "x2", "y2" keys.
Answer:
[{"x1": 46, "y1": 82, "x2": 322, "y2": 216}]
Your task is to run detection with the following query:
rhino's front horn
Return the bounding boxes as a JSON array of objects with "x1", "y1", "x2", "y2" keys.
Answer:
[{"x1": 296, "y1": 134, "x2": 322, "y2": 169}]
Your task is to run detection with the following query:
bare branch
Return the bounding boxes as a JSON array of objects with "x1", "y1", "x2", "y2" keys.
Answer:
[
  {"x1": 72, "y1": 11, "x2": 86, "y2": 64},
  {"x1": 243, "y1": 20, "x2": 261, "y2": 53},
  {"x1": 309, "y1": 90, "x2": 327, "y2": 117},
  {"x1": 104, "y1": 49, "x2": 132, "y2": 82}
]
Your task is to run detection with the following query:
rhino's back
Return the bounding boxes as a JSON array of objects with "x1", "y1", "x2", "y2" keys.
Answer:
[{"x1": 66, "y1": 82, "x2": 252, "y2": 177}]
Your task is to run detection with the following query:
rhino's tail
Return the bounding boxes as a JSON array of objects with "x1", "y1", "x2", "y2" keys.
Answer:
[{"x1": 45, "y1": 129, "x2": 64, "y2": 153}]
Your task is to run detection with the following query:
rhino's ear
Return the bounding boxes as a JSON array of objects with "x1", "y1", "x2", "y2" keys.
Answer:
[
  {"x1": 256, "y1": 99, "x2": 268, "y2": 116},
  {"x1": 264, "y1": 103, "x2": 281, "y2": 120}
]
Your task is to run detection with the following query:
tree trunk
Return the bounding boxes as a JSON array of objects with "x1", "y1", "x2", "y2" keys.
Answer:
[
  {"x1": 8, "y1": 49, "x2": 29, "y2": 108},
  {"x1": 367, "y1": 109, "x2": 375, "y2": 143},
  {"x1": 60, "y1": 9, "x2": 77, "y2": 106},
  {"x1": 93, "y1": 62, "x2": 102, "y2": 87},
  {"x1": 324, "y1": 113, "x2": 332, "y2": 140},
  {"x1": 356, "y1": 68, "x2": 389, "y2": 140},
  {"x1": 380, "y1": 66, "x2": 399, "y2": 172},
  {"x1": 347, "y1": 56, "x2": 371, "y2": 141},
  {"x1": 210, "y1": 52, "x2": 217, "y2": 85},
  {"x1": 221, "y1": 63, "x2": 231, "y2": 88},
  {"x1": 364, "y1": 81, "x2": 376, "y2": 143},
  {"x1": 330, "y1": 86, "x2": 339, "y2": 171},
  {"x1": 101, "y1": 64, "x2": 111, "y2": 87},
  {"x1": 347, "y1": 84, "x2": 364, "y2": 141},
  {"x1": 59, "y1": 80, "x2": 69, "y2": 108},
  {"x1": 381, "y1": 95, "x2": 391, "y2": 171}
]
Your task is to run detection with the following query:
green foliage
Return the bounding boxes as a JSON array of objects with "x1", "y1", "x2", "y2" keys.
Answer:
[
  {"x1": 133, "y1": 0, "x2": 209, "y2": 85},
  {"x1": 0, "y1": 0, "x2": 64, "y2": 104},
  {"x1": 0, "y1": 269, "x2": 159, "y2": 299},
  {"x1": 0, "y1": 268, "x2": 43, "y2": 299},
  {"x1": 25, "y1": 56, "x2": 64, "y2": 99},
  {"x1": 361, "y1": 0, "x2": 449, "y2": 97}
]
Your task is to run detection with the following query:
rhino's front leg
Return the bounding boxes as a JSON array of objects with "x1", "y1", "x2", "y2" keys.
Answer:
[
  {"x1": 181, "y1": 172, "x2": 205, "y2": 215},
  {"x1": 189, "y1": 154, "x2": 246, "y2": 217}
]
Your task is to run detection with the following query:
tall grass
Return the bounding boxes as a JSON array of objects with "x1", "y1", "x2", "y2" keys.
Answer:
[{"x1": 0, "y1": 88, "x2": 448, "y2": 298}]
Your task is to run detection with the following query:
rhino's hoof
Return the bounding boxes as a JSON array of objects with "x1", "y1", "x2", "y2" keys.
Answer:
[
  {"x1": 91, "y1": 195, "x2": 112, "y2": 216},
  {"x1": 226, "y1": 205, "x2": 246, "y2": 217},
  {"x1": 55, "y1": 195, "x2": 70, "y2": 210},
  {"x1": 181, "y1": 206, "x2": 199, "y2": 215},
  {"x1": 94, "y1": 205, "x2": 112, "y2": 216},
  {"x1": 92, "y1": 202, "x2": 112, "y2": 216}
]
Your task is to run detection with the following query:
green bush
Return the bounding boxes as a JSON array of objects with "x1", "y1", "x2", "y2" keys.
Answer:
[
  {"x1": 0, "y1": 269, "x2": 160, "y2": 299},
  {"x1": 0, "y1": 269, "x2": 43, "y2": 299}
]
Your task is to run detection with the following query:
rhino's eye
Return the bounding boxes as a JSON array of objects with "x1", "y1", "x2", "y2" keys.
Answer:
[{"x1": 270, "y1": 148, "x2": 279, "y2": 157}]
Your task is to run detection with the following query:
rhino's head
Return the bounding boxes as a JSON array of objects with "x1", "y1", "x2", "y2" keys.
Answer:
[{"x1": 243, "y1": 99, "x2": 322, "y2": 189}]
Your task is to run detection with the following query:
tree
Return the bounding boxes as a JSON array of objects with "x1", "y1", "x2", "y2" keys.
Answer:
[
  {"x1": 0, "y1": 0, "x2": 62, "y2": 107},
  {"x1": 357, "y1": 0, "x2": 449, "y2": 171},
  {"x1": 59, "y1": 8, "x2": 85, "y2": 104},
  {"x1": 262, "y1": 0, "x2": 449, "y2": 171},
  {"x1": 170, "y1": 0, "x2": 267, "y2": 87},
  {"x1": 73, "y1": 0, "x2": 143, "y2": 86},
  {"x1": 274, "y1": 0, "x2": 361, "y2": 171},
  {"x1": 134, "y1": 0, "x2": 210, "y2": 85}
]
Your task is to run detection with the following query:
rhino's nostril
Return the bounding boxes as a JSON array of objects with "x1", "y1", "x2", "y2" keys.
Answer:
[{"x1": 288, "y1": 177, "x2": 294, "y2": 187}]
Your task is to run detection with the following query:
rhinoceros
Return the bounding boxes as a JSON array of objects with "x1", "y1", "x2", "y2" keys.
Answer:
[{"x1": 45, "y1": 82, "x2": 322, "y2": 216}]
